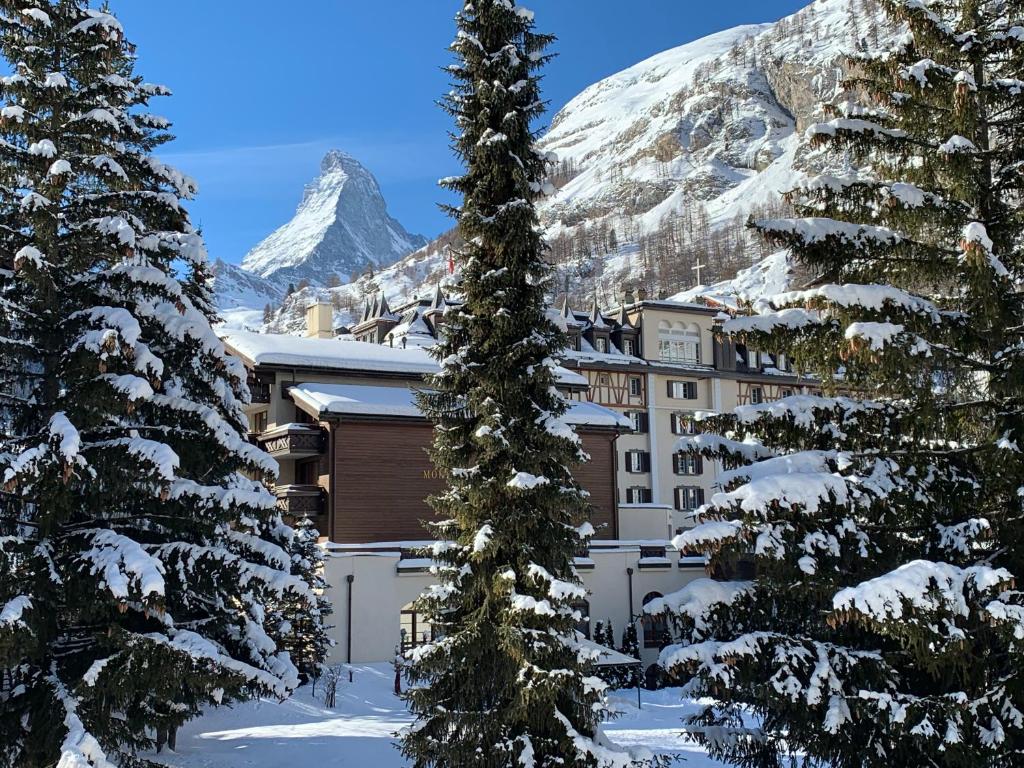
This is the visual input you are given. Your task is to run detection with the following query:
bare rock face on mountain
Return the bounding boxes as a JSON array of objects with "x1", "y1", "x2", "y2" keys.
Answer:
[{"x1": 240, "y1": 150, "x2": 427, "y2": 288}]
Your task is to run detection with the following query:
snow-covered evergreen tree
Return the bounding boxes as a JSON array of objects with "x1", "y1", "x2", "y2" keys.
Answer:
[
  {"x1": 277, "y1": 517, "x2": 332, "y2": 680},
  {"x1": 652, "y1": 2, "x2": 1024, "y2": 766},
  {"x1": 400, "y1": 2, "x2": 648, "y2": 766},
  {"x1": 0, "y1": 3, "x2": 320, "y2": 765}
]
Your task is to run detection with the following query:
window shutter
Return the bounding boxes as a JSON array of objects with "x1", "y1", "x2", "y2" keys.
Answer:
[
  {"x1": 695, "y1": 456, "x2": 704, "y2": 474},
  {"x1": 672, "y1": 453, "x2": 680, "y2": 475},
  {"x1": 697, "y1": 488, "x2": 706, "y2": 506},
  {"x1": 639, "y1": 412, "x2": 649, "y2": 433},
  {"x1": 667, "y1": 380, "x2": 674, "y2": 398},
  {"x1": 641, "y1": 452, "x2": 651, "y2": 472}
]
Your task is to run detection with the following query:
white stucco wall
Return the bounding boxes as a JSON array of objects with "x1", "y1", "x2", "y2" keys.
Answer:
[{"x1": 323, "y1": 544, "x2": 706, "y2": 670}]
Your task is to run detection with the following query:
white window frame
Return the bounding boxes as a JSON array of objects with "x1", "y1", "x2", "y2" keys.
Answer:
[
  {"x1": 658, "y1": 321, "x2": 701, "y2": 364},
  {"x1": 670, "y1": 381, "x2": 698, "y2": 400}
]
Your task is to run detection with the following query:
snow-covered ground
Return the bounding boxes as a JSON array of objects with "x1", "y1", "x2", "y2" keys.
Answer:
[{"x1": 154, "y1": 664, "x2": 726, "y2": 767}]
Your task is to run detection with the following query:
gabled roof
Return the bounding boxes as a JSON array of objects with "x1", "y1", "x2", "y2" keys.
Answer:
[
  {"x1": 613, "y1": 305, "x2": 635, "y2": 330},
  {"x1": 560, "y1": 295, "x2": 582, "y2": 326},
  {"x1": 588, "y1": 299, "x2": 608, "y2": 329},
  {"x1": 427, "y1": 284, "x2": 447, "y2": 312}
]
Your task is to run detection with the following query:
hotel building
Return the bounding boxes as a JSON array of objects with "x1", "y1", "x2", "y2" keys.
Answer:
[{"x1": 219, "y1": 288, "x2": 812, "y2": 676}]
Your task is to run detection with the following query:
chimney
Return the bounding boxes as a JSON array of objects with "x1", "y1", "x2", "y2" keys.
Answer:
[
  {"x1": 305, "y1": 301, "x2": 334, "y2": 339},
  {"x1": 623, "y1": 285, "x2": 635, "y2": 306},
  {"x1": 637, "y1": 286, "x2": 648, "y2": 302}
]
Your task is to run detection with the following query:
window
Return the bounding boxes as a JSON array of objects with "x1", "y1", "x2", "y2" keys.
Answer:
[
  {"x1": 668, "y1": 380, "x2": 698, "y2": 400},
  {"x1": 750, "y1": 387, "x2": 765, "y2": 405},
  {"x1": 622, "y1": 339, "x2": 635, "y2": 356},
  {"x1": 674, "y1": 485, "x2": 705, "y2": 511},
  {"x1": 599, "y1": 374, "x2": 610, "y2": 385},
  {"x1": 595, "y1": 337, "x2": 608, "y2": 353},
  {"x1": 400, "y1": 602, "x2": 435, "y2": 652},
  {"x1": 296, "y1": 458, "x2": 320, "y2": 485},
  {"x1": 626, "y1": 486, "x2": 653, "y2": 504},
  {"x1": 658, "y1": 321, "x2": 701, "y2": 364},
  {"x1": 640, "y1": 545, "x2": 667, "y2": 559},
  {"x1": 781, "y1": 388, "x2": 794, "y2": 398},
  {"x1": 641, "y1": 592, "x2": 668, "y2": 649},
  {"x1": 628, "y1": 376, "x2": 642, "y2": 397},
  {"x1": 673, "y1": 453, "x2": 704, "y2": 476},
  {"x1": 627, "y1": 411, "x2": 649, "y2": 434},
  {"x1": 251, "y1": 410, "x2": 268, "y2": 434},
  {"x1": 625, "y1": 450, "x2": 651, "y2": 473},
  {"x1": 671, "y1": 412, "x2": 699, "y2": 435}
]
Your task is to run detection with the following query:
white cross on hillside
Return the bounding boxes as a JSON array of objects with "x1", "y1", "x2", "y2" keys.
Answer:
[{"x1": 692, "y1": 260, "x2": 707, "y2": 285}]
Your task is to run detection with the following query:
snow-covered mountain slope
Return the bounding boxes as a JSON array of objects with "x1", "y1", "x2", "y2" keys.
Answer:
[
  {"x1": 210, "y1": 258, "x2": 282, "y2": 329},
  {"x1": 670, "y1": 250, "x2": 794, "y2": 310},
  {"x1": 239, "y1": 150, "x2": 427, "y2": 286},
  {"x1": 260, "y1": 0, "x2": 889, "y2": 333}
]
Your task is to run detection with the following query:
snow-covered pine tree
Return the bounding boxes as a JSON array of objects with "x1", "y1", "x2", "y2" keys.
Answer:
[
  {"x1": 0, "y1": 3, "x2": 320, "y2": 765},
  {"x1": 652, "y1": 1, "x2": 1024, "y2": 766},
  {"x1": 278, "y1": 516, "x2": 332, "y2": 680},
  {"x1": 400, "y1": 2, "x2": 647, "y2": 766}
]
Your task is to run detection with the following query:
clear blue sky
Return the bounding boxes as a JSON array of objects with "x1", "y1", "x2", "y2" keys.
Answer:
[{"x1": 116, "y1": 1, "x2": 808, "y2": 264}]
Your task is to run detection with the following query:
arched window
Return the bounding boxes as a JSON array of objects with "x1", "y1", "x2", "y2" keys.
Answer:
[
  {"x1": 400, "y1": 601, "x2": 435, "y2": 653},
  {"x1": 641, "y1": 591, "x2": 668, "y2": 649},
  {"x1": 658, "y1": 321, "x2": 701, "y2": 364}
]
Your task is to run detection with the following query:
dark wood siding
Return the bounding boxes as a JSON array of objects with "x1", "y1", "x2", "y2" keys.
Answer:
[
  {"x1": 576, "y1": 432, "x2": 618, "y2": 540},
  {"x1": 330, "y1": 420, "x2": 618, "y2": 544}
]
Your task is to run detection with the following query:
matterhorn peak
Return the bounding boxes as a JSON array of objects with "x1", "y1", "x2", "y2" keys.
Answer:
[
  {"x1": 239, "y1": 150, "x2": 426, "y2": 286},
  {"x1": 319, "y1": 148, "x2": 362, "y2": 173}
]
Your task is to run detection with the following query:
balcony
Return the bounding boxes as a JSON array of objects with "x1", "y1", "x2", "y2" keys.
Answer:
[
  {"x1": 258, "y1": 424, "x2": 326, "y2": 460},
  {"x1": 274, "y1": 484, "x2": 326, "y2": 519}
]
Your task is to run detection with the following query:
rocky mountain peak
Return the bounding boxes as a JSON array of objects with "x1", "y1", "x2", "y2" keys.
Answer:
[{"x1": 238, "y1": 150, "x2": 427, "y2": 286}]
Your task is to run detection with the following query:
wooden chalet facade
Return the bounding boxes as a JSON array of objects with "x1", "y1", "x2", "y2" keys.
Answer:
[{"x1": 220, "y1": 328, "x2": 628, "y2": 545}]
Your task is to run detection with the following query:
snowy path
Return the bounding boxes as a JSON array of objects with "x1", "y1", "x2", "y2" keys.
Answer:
[{"x1": 155, "y1": 664, "x2": 725, "y2": 767}]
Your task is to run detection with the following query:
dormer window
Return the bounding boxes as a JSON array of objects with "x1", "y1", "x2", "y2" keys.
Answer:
[
  {"x1": 622, "y1": 338, "x2": 635, "y2": 356},
  {"x1": 595, "y1": 337, "x2": 607, "y2": 353}
]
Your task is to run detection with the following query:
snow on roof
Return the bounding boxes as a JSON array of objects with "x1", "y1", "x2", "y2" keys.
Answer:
[
  {"x1": 576, "y1": 634, "x2": 640, "y2": 667},
  {"x1": 563, "y1": 338, "x2": 646, "y2": 366},
  {"x1": 220, "y1": 328, "x2": 438, "y2": 375},
  {"x1": 220, "y1": 328, "x2": 589, "y2": 388},
  {"x1": 289, "y1": 382, "x2": 631, "y2": 429}
]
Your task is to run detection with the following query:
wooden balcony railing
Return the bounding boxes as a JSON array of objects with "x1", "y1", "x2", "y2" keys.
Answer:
[
  {"x1": 274, "y1": 484, "x2": 326, "y2": 518},
  {"x1": 258, "y1": 424, "x2": 326, "y2": 459}
]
